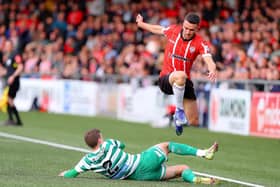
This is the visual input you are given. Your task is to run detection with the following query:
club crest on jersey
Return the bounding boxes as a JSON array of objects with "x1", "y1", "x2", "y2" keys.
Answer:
[{"x1": 190, "y1": 46, "x2": 196, "y2": 53}]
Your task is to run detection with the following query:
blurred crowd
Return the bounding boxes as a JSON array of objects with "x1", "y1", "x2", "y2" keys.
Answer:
[{"x1": 0, "y1": 0, "x2": 279, "y2": 83}]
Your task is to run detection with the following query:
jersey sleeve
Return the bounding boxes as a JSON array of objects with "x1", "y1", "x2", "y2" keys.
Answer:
[
  {"x1": 162, "y1": 24, "x2": 177, "y2": 38},
  {"x1": 62, "y1": 154, "x2": 91, "y2": 178},
  {"x1": 106, "y1": 139, "x2": 125, "y2": 149},
  {"x1": 198, "y1": 40, "x2": 212, "y2": 57},
  {"x1": 74, "y1": 155, "x2": 92, "y2": 173}
]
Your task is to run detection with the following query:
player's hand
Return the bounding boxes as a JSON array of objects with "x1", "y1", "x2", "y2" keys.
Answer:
[
  {"x1": 208, "y1": 71, "x2": 217, "y2": 82},
  {"x1": 136, "y1": 14, "x2": 143, "y2": 26},
  {"x1": 58, "y1": 170, "x2": 68, "y2": 177}
]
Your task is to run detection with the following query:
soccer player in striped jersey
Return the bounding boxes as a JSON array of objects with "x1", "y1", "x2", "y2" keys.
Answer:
[
  {"x1": 136, "y1": 13, "x2": 217, "y2": 136},
  {"x1": 59, "y1": 128, "x2": 219, "y2": 184}
]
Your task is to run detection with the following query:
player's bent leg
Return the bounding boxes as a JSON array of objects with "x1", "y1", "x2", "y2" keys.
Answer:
[
  {"x1": 157, "y1": 141, "x2": 219, "y2": 159},
  {"x1": 169, "y1": 71, "x2": 186, "y2": 86},
  {"x1": 128, "y1": 145, "x2": 168, "y2": 181},
  {"x1": 155, "y1": 142, "x2": 197, "y2": 157},
  {"x1": 168, "y1": 142, "x2": 197, "y2": 156},
  {"x1": 156, "y1": 143, "x2": 219, "y2": 184},
  {"x1": 164, "y1": 165, "x2": 219, "y2": 184},
  {"x1": 183, "y1": 99, "x2": 199, "y2": 125},
  {"x1": 163, "y1": 165, "x2": 189, "y2": 180},
  {"x1": 170, "y1": 71, "x2": 188, "y2": 135}
]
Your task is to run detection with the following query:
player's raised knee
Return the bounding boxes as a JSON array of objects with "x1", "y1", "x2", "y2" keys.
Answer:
[{"x1": 171, "y1": 71, "x2": 187, "y2": 85}]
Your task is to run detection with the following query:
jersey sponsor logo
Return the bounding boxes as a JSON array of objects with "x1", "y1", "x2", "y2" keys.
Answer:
[
  {"x1": 250, "y1": 93, "x2": 280, "y2": 138},
  {"x1": 256, "y1": 96, "x2": 280, "y2": 131},
  {"x1": 220, "y1": 98, "x2": 246, "y2": 119},
  {"x1": 171, "y1": 54, "x2": 191, "y2": 62}
]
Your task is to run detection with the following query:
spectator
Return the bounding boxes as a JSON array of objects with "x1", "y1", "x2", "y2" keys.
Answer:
[
  {"x1": 67, "y1": 3, "x2": 84, "y2": 27},
  {"x1": 0, "y1": 0, "x2": 277, "y2": 84}
]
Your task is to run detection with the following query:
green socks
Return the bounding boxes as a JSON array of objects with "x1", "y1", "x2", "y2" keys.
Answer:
[
  {"x1": 168, "y1": 142, "x2": 208, "y2": 184},
  {"x1": 182, "y1": 169, "x2": 196, "y2": 183},
  {"x1": 168, "y1": 142, "x2": 197, "y2": 156}
]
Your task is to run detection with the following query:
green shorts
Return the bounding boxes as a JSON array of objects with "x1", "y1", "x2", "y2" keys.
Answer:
[{"x1": 127, "y1": 146, "x2": 167, "y2": 181}]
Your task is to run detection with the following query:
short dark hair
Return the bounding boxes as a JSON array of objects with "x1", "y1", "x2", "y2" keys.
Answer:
[
  {"x1": 185, "y1": 12, "x2": 200, "y2": 24},
  {"x1": 84, "y1": 128, "x2": 101, "y2": 148}
]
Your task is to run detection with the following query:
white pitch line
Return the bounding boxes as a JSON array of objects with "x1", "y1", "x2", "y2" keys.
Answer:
[
  {"x1": 193, "y1": 171, "x2": 264, "y2": 187},
  {"x1": 0, "y1": 132, "x2": 91, "y2": 153},
  {"x1": 0, "y1": 132, "x2": 264, "y2": 187}
]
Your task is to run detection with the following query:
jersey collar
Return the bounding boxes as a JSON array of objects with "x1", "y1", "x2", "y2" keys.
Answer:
[{"x1": 180, "y1": 29, "x2": 195, "y2": 41}]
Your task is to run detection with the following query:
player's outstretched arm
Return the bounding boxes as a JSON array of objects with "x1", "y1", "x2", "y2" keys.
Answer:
[
  {"x1": 203, "y1": 55, "x2": 217, "y2": 82},
  {"x1": 58, "y1": 169, "x2": 80, "y2": 178},
  {"x1": 136, "y1": 14, "x2": 164, "y2": 35},
  {"x1": 58, "y1": 157, "x2": 89, "y2": 178}
]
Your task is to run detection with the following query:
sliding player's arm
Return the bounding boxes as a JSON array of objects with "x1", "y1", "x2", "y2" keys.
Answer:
[
  {"x1": 58, "y1": 155, "x2": 91, "y2": 178},
  {"x1": 136, "y1": 14, "x2": 164, "y2": 35},
  {"x1": 59, "y1": 169, "x2": 80, "y2": 178}
]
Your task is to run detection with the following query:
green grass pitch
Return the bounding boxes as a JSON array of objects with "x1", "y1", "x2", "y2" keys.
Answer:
[{"x1": 0, "y1": 112, "x2": 279, "y2": 187}]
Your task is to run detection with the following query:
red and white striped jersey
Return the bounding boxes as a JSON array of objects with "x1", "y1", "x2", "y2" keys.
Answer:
[{"x1": 160, "y1": 25, "x2": 211, "y2": 79}]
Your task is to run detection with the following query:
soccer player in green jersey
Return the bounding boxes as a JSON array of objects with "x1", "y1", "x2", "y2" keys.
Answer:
[{"x1": 59, "y1": 128, "x2": 219, "y2": 184}]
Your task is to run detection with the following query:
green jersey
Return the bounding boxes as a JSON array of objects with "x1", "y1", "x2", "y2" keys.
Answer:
[{"x1": 73, "y1": 139, "x2": 140, "y2": 179}]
